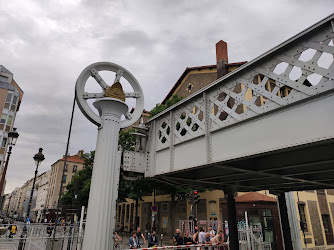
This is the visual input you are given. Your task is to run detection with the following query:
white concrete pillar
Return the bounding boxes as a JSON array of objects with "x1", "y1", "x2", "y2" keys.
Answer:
[{"x1": 82, "y1": 98, "x2": 127, "y2": 250}]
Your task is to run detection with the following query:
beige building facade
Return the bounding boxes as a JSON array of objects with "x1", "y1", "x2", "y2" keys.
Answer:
[
  {"x1": 0, "y1": 65, "x2": 24, "y2": 195},
  {"x1": 46, "y1": 151, "x2": 85, "y2": 210}
]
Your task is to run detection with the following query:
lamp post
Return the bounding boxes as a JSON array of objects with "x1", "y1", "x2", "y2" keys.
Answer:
[
  {"x1": 0, "y1": 128, "x2": 19, "y2": 196},
  {"x1": 26, "y1": 148, "x2": 45, "y2": 220}
]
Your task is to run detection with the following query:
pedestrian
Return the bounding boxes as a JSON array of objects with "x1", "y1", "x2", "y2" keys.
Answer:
[
  {"x1": 176, "y1": 232, "x2": 185, "y2": 245},
  {"x1": 208, "y1": 226, "x2": 215, "y2": 238},
  {"x1": 198, "y1": 227, "x2": 206, "y2": 244},
  {"x1": 136, "y1": 227, "x2": 146, "y2": 246},
  {"x1": 148, "y1": 230, "x2": 159, "y2": 247},
  {"x1": 47, "y1": 221, "x2": 53, "y2": 237},
  {"x1": 184, "y1": 231, "x2": 194, "y2": 245},
  {"x1": 212, "y1": 219, "x2": 218, "y2": 234},
  {"x1": 204, "y1": 233, "x2": 211, "y2": 244},
  {"x1": 173, "y1": 228, "x2": 180, "y2": 245},
  {"x1": 211, "y1": 230, "x2": 224, "y2": 244},
  {"x1": 192, "y1": 230, "x2": 199, "y2": 244},
  {"x1": 8, "y1": 221, "x2": 17, "y2": 238},
  {"x1": 129, "y1": 231, "x2": 140, "y2": 249},
  {"x1": 114, "y1": 231, "x2": 122, "y2": 248}
]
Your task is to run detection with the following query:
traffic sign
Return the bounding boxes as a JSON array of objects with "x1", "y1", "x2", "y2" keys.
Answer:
[{"x1": 151, "y1": 204, "x2": 158, "y2": 212}]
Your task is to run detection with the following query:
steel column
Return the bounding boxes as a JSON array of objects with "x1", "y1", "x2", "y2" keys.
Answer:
[
  {"x1": 277, "y1": 193, "x2": 294, "y2": 250},
  {"x1": 227, "y1": 191, "x2": 239, "y2": 250}
]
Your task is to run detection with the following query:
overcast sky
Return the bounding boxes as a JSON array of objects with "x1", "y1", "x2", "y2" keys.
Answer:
[{"x1": 1, "y1": 0, "x2": 333, "y2": 193}]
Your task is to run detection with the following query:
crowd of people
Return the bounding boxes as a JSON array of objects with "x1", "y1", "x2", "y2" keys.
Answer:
[
  {"x1": 127, "y1": 227, "x2": 159, "y2": 249},
  {"x1": 123, "y1": 225, "x2": 226, "y2": 249},
  {"x1": 173, "y1": 226, "x2": 225, "y2": 246}
]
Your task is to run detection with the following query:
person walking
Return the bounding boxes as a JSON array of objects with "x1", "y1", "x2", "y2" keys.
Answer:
[
  {"x1": 129, "y1": 231, "x2": 140, "y2": 249},
  {"x1": 148, "y1": 231, "x2": 159, "y2": 247},
  {"x1": 136, "y1": 227, "x2": 146, "y2": 247},
  {"x1": 114, "y1": 231, "x2": 123, "y2": 248}
]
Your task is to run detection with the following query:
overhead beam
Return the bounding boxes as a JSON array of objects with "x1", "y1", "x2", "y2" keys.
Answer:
[{"x1": 214, "y1": 164, "x2": 334, "y2": 188}]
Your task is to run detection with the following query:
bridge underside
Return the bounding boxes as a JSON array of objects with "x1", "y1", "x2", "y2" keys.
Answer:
[{"x1": 157, "y1": 139, "x2": 334, "y2": 192}]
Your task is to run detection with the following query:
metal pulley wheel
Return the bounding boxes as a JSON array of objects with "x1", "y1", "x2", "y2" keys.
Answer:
[{"x1": 75, "y1": 62, "x2": 144, "y2": 128}]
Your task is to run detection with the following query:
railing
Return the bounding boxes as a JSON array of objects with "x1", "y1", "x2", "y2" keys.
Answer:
[
  {"x1": 0, "y1": 223, "x2": 84, "y2": 250},
  {"x1": 238, "y1": 224, "x2": 271, "y2": 250},
  {"x1": 128, "y1": 243, "x2": 229, "y2": 250}
]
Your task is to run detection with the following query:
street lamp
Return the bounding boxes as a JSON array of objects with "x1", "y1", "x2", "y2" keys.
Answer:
[
  {"x1": 0, "y1": 128, "x2": 19, "y2": 196},
  {"x1": 26, "y1": 148, "x2": 45, "y2": 220}
]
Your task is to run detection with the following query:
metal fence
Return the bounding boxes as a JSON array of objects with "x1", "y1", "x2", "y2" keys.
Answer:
[
  {"x1": 238, "y1": 224, "x2": 271, "y2": 250},
  {"x1": 126, "y1": 243, "x2": 229, "y2": 250},
  {"x1": 0, "y1": 223, "x2": 84, "y2": 250}
]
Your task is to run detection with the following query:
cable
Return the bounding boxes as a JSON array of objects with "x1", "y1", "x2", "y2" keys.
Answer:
[{"x1": 51, "y1": 92, "x2": 76, "y2": 250}]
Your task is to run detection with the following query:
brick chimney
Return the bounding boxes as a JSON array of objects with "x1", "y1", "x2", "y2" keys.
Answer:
[
  {"x1": 216, "y1": 40, "x2": 228, "y2": 79},
  {"x1": 77, "y1": 150, "x2": 84, "y2": 159}
]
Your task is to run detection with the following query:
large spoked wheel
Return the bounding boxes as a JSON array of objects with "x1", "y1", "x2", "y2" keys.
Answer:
[{"x1": 75, "y1": 62, "x2": 144, "y2": 128}]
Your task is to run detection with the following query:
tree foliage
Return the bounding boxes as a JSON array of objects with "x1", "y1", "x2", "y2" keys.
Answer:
[
  {"x1": 118, "y1": 128, "x2": 136, "y2": 151},
  {"x1": 149, "y1": 95, "x2": 183, "y2": 118},
  {"x1": 60, "y1": 151, "x2": 94, "y2": 207}
]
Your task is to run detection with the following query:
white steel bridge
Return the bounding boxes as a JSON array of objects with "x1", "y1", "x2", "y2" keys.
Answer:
[
  {"x1": 123, "y1": 14, "x2": 334, "y2": 250},
  {"x1": 124, "y1": 14, "x2": 334, "y2": 193}
]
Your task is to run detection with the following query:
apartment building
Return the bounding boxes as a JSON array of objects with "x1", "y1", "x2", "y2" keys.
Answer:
[
  {"x1": 45, "y1": 151, "x2": 85, "y2": 210},
  {"x1": 0, "y1": 65, "x2": 23, "y2": 195},
  {"x1": 32, "y1": 170, "x2": 50, "y2": 221}
]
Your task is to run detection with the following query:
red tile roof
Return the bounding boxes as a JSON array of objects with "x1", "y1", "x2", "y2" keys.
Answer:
[
  {"x1": 235, "y1": 192, "x2": 276, "y2": 203},
  {"x1": 161, "y1": 62, "x2": 247, "y2": 104},
  {"x1": 60, "y1": 155, "x2": 85, "y2": 164}
]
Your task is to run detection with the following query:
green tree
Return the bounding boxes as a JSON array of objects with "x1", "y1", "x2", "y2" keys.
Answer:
[
  {"x1": 60, "y1": 151, "x2": 94, "y2": 207},
  {"x1": 149, "y1": 95, "x2": 183, "y2": 118},
  {"x1": 119, "y1": 128, "x2": 136, "y2": 151}
]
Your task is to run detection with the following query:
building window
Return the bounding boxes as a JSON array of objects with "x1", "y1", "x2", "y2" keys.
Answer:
[
  {"x1": 187, "y1": 83, "x2": 193, "y2": 93},
  {"x1": 118, "y1": 205, "x2": 121, "y2": 222},
  {"x1": 7, "y1": 116, "x2": 12, "y2": 126},
  {"x1": 10, "y1": 103, "x2": 16, "y2": 112},
  {"x1": 1, "y1": 138, "x2": 7, "y2": 148},
  {"x1": 13, "y1": 96, "x2": 18, "y2": 105},
  {"x1": 298, "y1": 203, "x2": 308, "y2": 232},
  {"x1": 322, "y1": 214, "x2": 332, "y2": 233},
  {"x1": 62, "y1": 175, "x2": 67, "y2": 183},
  {"x1": 73, "y1": 165, "x2": 78, "y2": 173},
  {"x1": 126, "y1": 204, "x2": 130, "y2": 223},
  {"x1": 11, "y1": 95, "x2": 18, "y2": 112},
  {"x1": 0, "y1": 114, "x2": 7, "y2": 124},
  {"x1": 162, "y1": 203, "x2": 168, "y2": 212},
  {"x1": 64, "y1": 164, "x2": 68, "y2": 172},
  {"x1": 5, "y1": 93, "x2": 12, "y2": 104}
]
